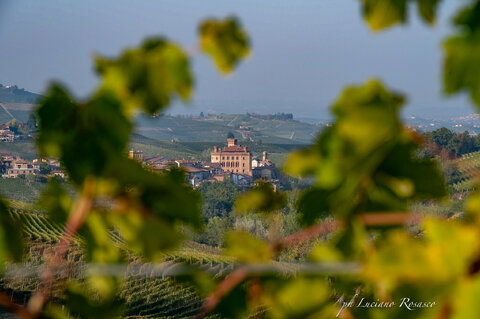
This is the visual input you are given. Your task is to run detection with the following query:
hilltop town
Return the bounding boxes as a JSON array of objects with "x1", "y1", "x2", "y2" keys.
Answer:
[{"x1": 130, "y1": 137, "x2": 279, "y2": 189}]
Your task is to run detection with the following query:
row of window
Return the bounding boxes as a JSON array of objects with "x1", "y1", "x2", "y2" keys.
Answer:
[
  {"x1": 8, "y1": 169, "x2": 36, "y2": 174},
  {"x1": 16, "y1": 165, "x2": 35, "y2": 169},
  {"x1": 221, "y1": 162, "x2": 246, "y2": 168},
  {"x1": 215, "y1": 156, "x2": 247, "y2": 161}
]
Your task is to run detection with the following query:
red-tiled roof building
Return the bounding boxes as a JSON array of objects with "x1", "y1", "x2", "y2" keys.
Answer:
[{"x1": 211, "y1": 138, "x2": 252, "y2": 176}]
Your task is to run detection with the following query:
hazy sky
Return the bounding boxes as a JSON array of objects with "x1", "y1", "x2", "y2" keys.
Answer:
[{"x1": 0, "y1": 0, "x2": 473, "y2": 119}]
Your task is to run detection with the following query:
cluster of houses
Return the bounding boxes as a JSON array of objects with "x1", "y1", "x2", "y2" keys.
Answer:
[
  {"x1": 0, "y1": 124, "x2": 15, "y2": 142},
  {"x1": 0, "y1": 138, "x2": 279, "y2": 188},
  {"x1": 0, "y1": 154, "x2": 64, "y2": 179},
  {"x1": 130, "y1": 138, "x2": 279, "y2": 188}
]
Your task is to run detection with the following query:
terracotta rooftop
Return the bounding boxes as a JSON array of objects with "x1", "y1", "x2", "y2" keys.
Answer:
[
  {"x1": 182, "y1": 166, "x2": 208, "y2": 173},
  {"x1": 220, "y1": 145, "x2": 248, "y2": 152}
]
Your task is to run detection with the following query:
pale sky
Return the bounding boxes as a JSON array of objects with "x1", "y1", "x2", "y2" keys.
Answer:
[{"x1": 0, "y1": 0, "x2": 473, "y2": 119}]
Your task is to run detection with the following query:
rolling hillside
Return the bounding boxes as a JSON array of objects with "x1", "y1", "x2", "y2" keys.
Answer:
[
  {"x1": 0, "y1": 85, "x2": 41, "y2": 104},
  {"x1": 0, "y1": 210, "x2": 235, "y2": 319},
  {"x1": 450, "y1": 151, "x2": 480, "y2": 192},
  {"x1": 136, "y1": 113, "x2": 323, "y2": 144}
]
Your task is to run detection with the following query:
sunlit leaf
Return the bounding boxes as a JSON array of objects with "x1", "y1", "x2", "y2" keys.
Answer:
[
  {"x1": 261, "y1": 277, "x2": 333, "y2": 319},
  {"x1": 224, "y1": 232, "x2": 272, "y2": 262},
  {"x1": 332, "y1": 79, "x2": 404, "y2": 156},
  {"x1": 199, "y1": 17, "x2": 250, "y2": 74},
  {"x1": 96, "y1": 38, "x2": 193, "y2": 114},
  {"x1": 364, "y1": 219, "x2": 480, "y2": 292},
  {"x1": 360, "y1": 0, "x2": 442, "y2": 31},
  {"x1": 361, "y1": 0, "x2": 408, "y2": 31}
]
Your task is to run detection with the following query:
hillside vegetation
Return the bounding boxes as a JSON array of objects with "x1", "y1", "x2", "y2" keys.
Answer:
[
  {"x1": 0, "y1": 85, "x2": 41, "y2": 104},
  {"x1": 136, "y1": 113, "x2": 321, "y2": 144}
]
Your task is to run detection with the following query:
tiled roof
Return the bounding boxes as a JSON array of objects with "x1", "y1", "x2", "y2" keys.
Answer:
[
  {"x1": 221, "y1": 146, "x2": 247, "y2": 152},
  {"x1": 182, "y1": 166, "x2": 208, "y2": 173}
]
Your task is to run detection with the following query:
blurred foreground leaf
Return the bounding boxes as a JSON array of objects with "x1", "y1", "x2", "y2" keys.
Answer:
[
  {"x1": 96, "y1": 38, "x2": 193, "y2": 114},
  {"x1": 199, "y1": 17, "x2": 250, "y2": 74}
]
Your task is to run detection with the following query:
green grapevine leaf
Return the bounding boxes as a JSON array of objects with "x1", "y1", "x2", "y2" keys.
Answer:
[
  {"x1": 0, "y1": 200, "x2": 24, "y2": 264},
  {"x1": 96, "y1": 38, "x2": 193, "y2": 114},
  {"x1": 61, "y1": 283, "x2": 125, "y2": 319},
  {"x1": 36, "y1": 86, "x2": 132, "y2": 185},
  {"x1": 360, "y1": 0, "x2": 442, "y2": 31},
  {"x1": 224, "y1": 232, "x2": 272, "y2": 262},
  {"x1": 38, "y1": 178, "x2": 72, "y2": 224},
  {"x1": 233, "y1": 181, "x2": 286, "y2": 214},
  {"x1": 199, "y1": 17, "x2": 250, "y2": 74},
  {"x1": 261, "y1": 277, "x2": 334, "y2": 319}
]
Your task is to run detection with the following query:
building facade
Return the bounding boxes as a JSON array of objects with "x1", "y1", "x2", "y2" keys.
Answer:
[
  {"x1": 211, "y1": 138, "x2": 252, "y2": 175},
  {"x1": 3, "y1": 159, "x2": 39, "y2": 178},
  {"x1": 129, "y1": 149, "x2": 144, "y2": 161}
]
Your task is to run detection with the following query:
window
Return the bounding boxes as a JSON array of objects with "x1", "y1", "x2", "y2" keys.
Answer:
[
  {"x1": 236, "y1": 156, "x2": 239, "y2": 160},
  {"x1": 242, "y1": 163, "x2": 245, "y2": 167},
  {"x1": 222, "y1": 157, "x2": 225, "y2": 160},
  {"x1": 227, "y1": 156, "x2": 230, "y2": 160}
]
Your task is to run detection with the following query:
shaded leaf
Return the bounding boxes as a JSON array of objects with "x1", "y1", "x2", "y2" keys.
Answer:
[
  {"x1": 234, "y1": 182, "x2": 286, "y2": 214},
  {"x1": 296, "y1": 187, "x2": 330, "y2": 226},
  {"x1": 0, "y1": 200, "x2": 24, "y2": 264},
  {"x1": 38, "y1": 178, "x2": 72, "y2": 224},
  {"x1": 36, "y1": 86, "x2": 131, "y2": 185},
  {"x1": 62, "y1": 283, "x2": 125, "y2": 319}
]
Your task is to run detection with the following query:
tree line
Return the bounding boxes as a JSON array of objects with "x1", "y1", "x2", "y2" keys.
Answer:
[{"x1": 422, "y1": 127, "x2": 480, "y2": 158}]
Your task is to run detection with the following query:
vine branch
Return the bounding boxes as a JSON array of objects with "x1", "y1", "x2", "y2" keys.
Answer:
[{"x1": 26, "y1": 177, "x2": 96, "y2": 316}]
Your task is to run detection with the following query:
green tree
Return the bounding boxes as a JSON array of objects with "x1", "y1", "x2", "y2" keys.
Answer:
[
  {"x1": 197, "y1": 179, "x2": 241, "y2": 220},
  {"x1": 39, "y1": 162, "x2": 51, "y2": 175},
  {"x1": 27, "y1": 112, "x2": 37, "y2": 132}
]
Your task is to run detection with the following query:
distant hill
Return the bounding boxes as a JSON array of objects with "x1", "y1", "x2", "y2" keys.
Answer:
[
  {"x1": 0, "y1": 84, "x2": 41, "y2": 104},
  {"x1": 135, "y1": 113, "x2": 324, "y2": 144}
]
